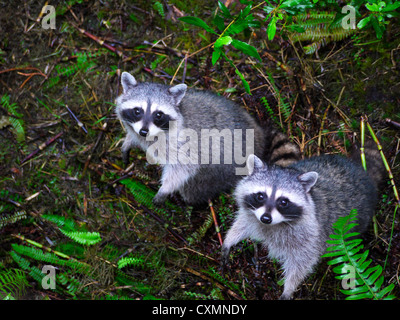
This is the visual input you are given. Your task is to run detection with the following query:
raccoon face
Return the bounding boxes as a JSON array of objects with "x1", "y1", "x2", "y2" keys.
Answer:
[
  {"x1": 116, "y1": 72, "x2": 187, "y2": 138},
  {"x1": 243, "y1": 188, "x2": 303, "y2": 225},
  {"x1": 236, "y1": 155, "x2": 318, "y2": 226}
]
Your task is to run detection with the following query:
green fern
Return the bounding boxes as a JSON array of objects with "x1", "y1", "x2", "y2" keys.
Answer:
[
  {"x1": 117, "y1": 256, "x2": 146, "y2": 269},
  {"x1": 10, "y1": 251, "x2": 46, "y2": 285},
  {"x1": 0, "y1": 94, "x2": 25, "y2": 145},
  {"x1": 120, "y1": 178, "x2": 180, "y2": 217},
  {"x1": 0, "y1": 211, "x2": 27, "y2": 229},
  {"x1": 11, "y1": 243, "x2": 89, "y2": 272},
  {"x1": 260, "y1": 97, "x2": 280, "y2": 126},
  {"x1": 59, "y1": 230, "x2": 102, "y2": 246},
  {"x1": 204, "y1": 266, "x2": 246, "y2": 299},
  {"x1": 41, "y1": 214, "x2": 77, "y2": 231},
  {"x1": 44, "y1": 51, "x2": 99, "y2": 89},
  {"x1": 322, "y1": 209, "x2": 396, "y2": 300},
  {"x1": 0, "y1": 268, "x2": 30, "y2": 297},
  {"x1": 287, "y1": 11, "x2": 356, "y2": 55},
  {"x1": 187, "y1": 212, "x2": 214, "y2": 245},
  {"x1": 42, "y1": 214, "x2": 101, "y2": 246},
  {"x1": 153, "y1": 1, "x2": 165, "y2": 18}
]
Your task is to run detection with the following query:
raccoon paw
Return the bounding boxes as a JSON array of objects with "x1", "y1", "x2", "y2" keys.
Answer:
[
  {"x1": 153, "y1": 192, "x2": 167, "y2": 205},
  {"x1": 279, "y1": 293, "x2": 293, "y2": 300},
  {"x1": 220, "y1": 247, "x2": 231, "y2": 273},
  {"x1": 122, "y1": 149, "x2": 131, "y2": 167}
]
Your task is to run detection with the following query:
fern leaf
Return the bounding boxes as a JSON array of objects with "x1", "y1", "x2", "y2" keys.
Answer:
[
  {"x1": 42, "y1": 214, "x2": 101, "y2": 246},
  {"x1": 42, "y1": 214, "x2": 77, "y2": 231},
  {"x1": 322, "y1": 209, "x2": 396, "y2": 300},
  {"x1": 153, "y1": 1, "x2": 165, "y2": 18},
  {"x1": 117, "y1": 256, "x2": 146, "y2": 269},
  {"x1": 0, "y1": 211, "x2": 27, "y2": 229},
  {"x1": 59, "y1": 230, "x2": 101, "y2": 246},
  {"x1": 120, "y1": 178, "x2": 180, "y2": 216},
  {"x1": 0, "y1": 268, "x2": 29, "y2": 296}
]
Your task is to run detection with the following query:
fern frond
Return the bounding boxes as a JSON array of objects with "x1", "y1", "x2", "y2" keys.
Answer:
[
  {"x1": 1, "y1": 94, "x2": 25, "y2": 145},
  {"x1": 10, "y1": 251, "x2": 45, "y2": 285},
  {"x1": 260, "y1": 97, "x2": 280, "y2": 126},
  {"x1": 42, "y1": 214, "x2": 101, "y2": 246},
  {"x1": 322, "y1": 209, "x2": 396, "y2": 300},
  {"x1": 287, "y1": 11, "x2": 356, "y2": 55},
  {"x1": 0, "y1": 211, "x2": 27, "y2": 229},
  {"x1": 153, "y1": 1, "x2": 165, "y2": 18},
  {"x1": 41, "y1": 214, "x2": 77, "y2": 231},
  {"x1": 120, "y1": 178, "x2": 180, "y2": 216},
  {"x1": 117, "y1": 256, "x2": 146, "y2": 269},
  {"x1": 187, "y1": 212, "x2": 214, "y2": 245},
  {"x1": 57, "y1": 272, "x2": 84, "y2": 297},
  {"x1": 59, "y1": 230, "x2": 102, "y2": 246},
  {"x1": 0, "y1": 268, "x2": 30, "y2": 296},
  {"x1": 203, "y1": 266, "x2": 246, "y2": 299}
]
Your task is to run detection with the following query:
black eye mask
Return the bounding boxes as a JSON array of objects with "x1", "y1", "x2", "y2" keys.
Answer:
[
  {"x1": 152, "y1": 111, "x2": 171, "y2": 130},
  {"x1": 121, "y1": 107, "x2": 143, "y2": 123}
]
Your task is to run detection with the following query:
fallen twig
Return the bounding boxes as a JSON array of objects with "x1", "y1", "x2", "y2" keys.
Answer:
[
  {"x1": 20, "y1": 131, "x2": 63, "y2": 165},
  {"x1": 208, "y1": 200, "x2": 223, "y2": 246}
]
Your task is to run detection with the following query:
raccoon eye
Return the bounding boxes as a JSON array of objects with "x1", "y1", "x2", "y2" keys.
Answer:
[
  {"x1": 133, "y1": 108, "x2": 141, "y2": 116},
  {"x1": 154, "y1": 111, "x2": 164, "y2": 120},
  {"x1": 277, "y1": 198, "x2": 290, "y2": 208},
  {"x1": 255, "y1": 192, "x2": 265, "y2": 202}
]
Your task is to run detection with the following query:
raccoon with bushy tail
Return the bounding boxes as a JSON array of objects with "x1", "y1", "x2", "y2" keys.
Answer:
[
  {"x1": 222, "y1": 144, "x2": 385, "y2": 299},
  {"x1": 115, "y1": 72, "x2": 300, "y2": 205}
]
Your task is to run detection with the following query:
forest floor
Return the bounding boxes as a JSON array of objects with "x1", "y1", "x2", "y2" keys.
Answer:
[{"x1": 0, "y1": 0, "x2": 399, "y2": 300}]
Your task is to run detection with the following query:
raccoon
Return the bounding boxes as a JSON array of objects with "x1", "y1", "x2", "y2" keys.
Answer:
[
  {"x1": 115, "y1": 72, "x2": 300, "y2": 205},
  {"x1": 222, "y1": 150, "x2": 384, "y2": 299}
]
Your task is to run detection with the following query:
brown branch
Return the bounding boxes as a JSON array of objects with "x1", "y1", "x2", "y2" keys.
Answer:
[{"x1": 20, "y1": 131, "x2": 63, "y2": 165}]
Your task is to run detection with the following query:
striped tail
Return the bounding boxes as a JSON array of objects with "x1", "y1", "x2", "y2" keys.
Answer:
[{"x1": 263, "y1": 126, "x2": 301, "y2": 167}]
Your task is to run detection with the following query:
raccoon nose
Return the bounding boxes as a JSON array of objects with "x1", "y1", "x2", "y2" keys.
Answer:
[
  {"x1": 139, "y1": 128, "x2": 149, "y2": 137},
  {"x1": 260, "y1": 213, "x2": 272, "y2": 224}
]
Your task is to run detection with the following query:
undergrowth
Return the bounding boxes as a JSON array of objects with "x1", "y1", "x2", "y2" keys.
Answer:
[{"x1": 323, "y1": 209, "x2": 396, "y2": 300}]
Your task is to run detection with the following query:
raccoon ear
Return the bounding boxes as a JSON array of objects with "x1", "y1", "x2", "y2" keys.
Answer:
[
  {"x1": 246, "y1": 154, "x2": 264, "y2": 175},
  {"x1": 168, "y1": 84, "x2": 187, "y2": 105},
  {"x1": 298, "y1": 172, "x2": 318, "y2": 193},
  {"x1": 121, "y1": 72, "x2": 138, "y2": 92}
]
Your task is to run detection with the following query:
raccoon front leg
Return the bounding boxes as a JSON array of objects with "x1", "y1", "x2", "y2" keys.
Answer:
[
  {"x1": 121, "y1": 134, "x2": 134, "y2": 167},
  {"x1": 122, "y1": 147, "x2": 131, "y2": 167},
  {"x1": 221, "y1": 213, "x2": 252, "y2": 267},
  {"x1": 153, "y1": 164, "x2": 198, "y2": 205},
  {"x1": 279, "y1": 254, "x2": 319, "y2": 300}
]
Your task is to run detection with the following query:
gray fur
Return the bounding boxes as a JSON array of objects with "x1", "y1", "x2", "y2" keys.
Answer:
[
  {"x1": 116, "y1": 72, "x2": 300, "y2": 205},
  {"x1": 222, "y1": 152, "x2": 381, "y2": 299}
]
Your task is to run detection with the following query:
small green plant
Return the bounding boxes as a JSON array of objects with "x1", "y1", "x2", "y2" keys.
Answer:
[
  {"x1": 153, "y1": 1, "x2": 165, "y2": 18},
  {"x1": 263, "y1": 0, "x2": 314, "y2": 40},
  {"x1": 120, "y1": 178, "x2": 181, "y2": 219},
  {"x1": 322, "y1": 209, "x2": 396, "y2": 300},
  {"x1": 357, "y1": 0, "x2": 400, "y2": 39},
  {"x1": 179, "y1": 1, "x2": 261, "y2": 93},
  {"x1": 0, "y1": 268, "x2": 30, "y2": 298},
  {"x1": 44, "y1": 51, "x2": 105, "y2": 90},
  {"x1": 0, "y1": 94, "x2": 25, "y2": 146},
  {"x1": 0, "y1": 211, "x2": 27, "y2": 229},
  {"x1": 42, "y1": 214, "x2": 102, "y2": 246}
]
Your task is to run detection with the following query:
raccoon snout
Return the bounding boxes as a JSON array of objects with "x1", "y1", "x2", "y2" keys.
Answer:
[
  {"x1": 260, "y1": 213, "x2": 272, "y2": 224},
  {"x1": 139, "y1": 128, "x2": 149, "y2": 137}
]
